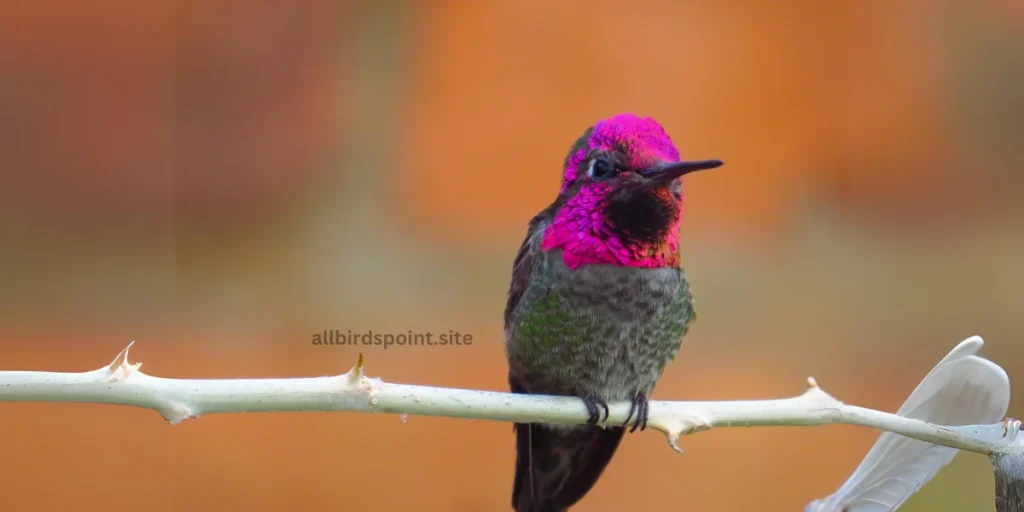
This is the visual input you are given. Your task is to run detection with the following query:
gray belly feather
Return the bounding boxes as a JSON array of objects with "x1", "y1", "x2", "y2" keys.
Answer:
[{"x1": 506, "y1": 249, "x2": 694, "y2": 401}]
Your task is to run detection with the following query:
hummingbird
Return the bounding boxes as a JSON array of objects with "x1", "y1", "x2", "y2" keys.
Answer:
[{"x1": 504, "y1": 113, "x2": 722, "y2": 512}]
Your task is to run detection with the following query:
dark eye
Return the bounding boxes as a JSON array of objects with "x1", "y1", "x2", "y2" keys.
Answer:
[{"x1": 589, "y1": 158, "x2": 614, "y2": 181}]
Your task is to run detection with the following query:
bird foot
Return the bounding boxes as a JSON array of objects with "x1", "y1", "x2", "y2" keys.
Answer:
[
  {"x1": 623, "y1": 392, "x2": 649, "y2": 433},
  {"x1": 580, "y1": 395, "x2": 610, "y2": 426}
]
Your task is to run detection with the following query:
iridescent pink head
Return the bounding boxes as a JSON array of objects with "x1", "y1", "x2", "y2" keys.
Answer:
[{"x1": 541, "y1": 114, "x2": 722, "y2": 269}]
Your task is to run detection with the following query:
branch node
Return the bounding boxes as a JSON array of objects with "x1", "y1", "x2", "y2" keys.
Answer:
[
  {"x1": 160, "y1": 402, "x2": 197, "y2": 425},
  {"x1": 1003, "y1": 418, "x2": 1022, "y2": 439},
  {"x1": 105, "y1": 340, "x2": 142, "y2": 382}
]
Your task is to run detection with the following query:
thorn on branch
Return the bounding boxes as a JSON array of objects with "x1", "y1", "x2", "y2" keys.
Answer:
[
  {"x1": 341, "y1": 352, "x2": 380, "y2": 394},
  {"x1": 106, "y1": 341, "x2": 142, "y2": 383},
  {"x1": 345, "y1": 353, "x2": 365, "y2": 383},
  {"x1": 660, "y1": 413, "x2": 713, "y2": 455}
]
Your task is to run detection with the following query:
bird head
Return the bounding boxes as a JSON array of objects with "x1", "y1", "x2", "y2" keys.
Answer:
[{"x1": 542, "y1": 113, "x2": 722, "y2": 269}]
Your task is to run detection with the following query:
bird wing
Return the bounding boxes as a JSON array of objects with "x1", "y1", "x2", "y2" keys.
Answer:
[{"x1": 503, "y1": 213, "x2": 551, "y2": 331}]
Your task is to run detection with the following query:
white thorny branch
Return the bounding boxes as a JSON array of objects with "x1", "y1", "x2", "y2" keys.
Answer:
[{"x1": 0, "y1": 335, "x2": 1020, "y2": 511}]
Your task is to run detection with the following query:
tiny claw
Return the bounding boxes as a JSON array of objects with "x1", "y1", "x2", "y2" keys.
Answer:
[
  {"x1": 625, "y1": 392, "x2": 649, "y2": 433},
  {"x1": 639, "y1": 396, "x2": 649, "y2": 432},
  {"x1": 625, "y1": 398, "x2": 638, "y2": 427},
  {"x1": 581, "y1": 396, "x2": 610, "y2": 426}
]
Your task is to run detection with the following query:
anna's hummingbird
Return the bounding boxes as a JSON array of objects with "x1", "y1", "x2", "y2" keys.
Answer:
[{"x1": 504, "y1": 113, "x2": 722, "y2": 512}]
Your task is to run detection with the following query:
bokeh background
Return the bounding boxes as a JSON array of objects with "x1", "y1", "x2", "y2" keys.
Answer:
[{"x1": 0, "y1": 0, "x2": 1022, "y2": 510}]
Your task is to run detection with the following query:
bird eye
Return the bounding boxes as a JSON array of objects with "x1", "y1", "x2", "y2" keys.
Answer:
[{"x1": 589, "y1": 158, "x2": 614, "y2": 181}]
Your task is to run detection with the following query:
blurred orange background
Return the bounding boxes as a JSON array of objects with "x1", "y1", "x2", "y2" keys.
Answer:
[{"x1": 0, "y1": 0, "x2": 1022, "y2": 510}]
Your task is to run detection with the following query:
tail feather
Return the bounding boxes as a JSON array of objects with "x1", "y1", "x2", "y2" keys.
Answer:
[{"x1": 512, "y1": 422, "x2": 625, "y2": 512}]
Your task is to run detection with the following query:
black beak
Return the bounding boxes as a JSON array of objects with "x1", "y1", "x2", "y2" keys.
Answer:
[{"x1": 639, "y1": 159, "x2": 723, "y2": 185}]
